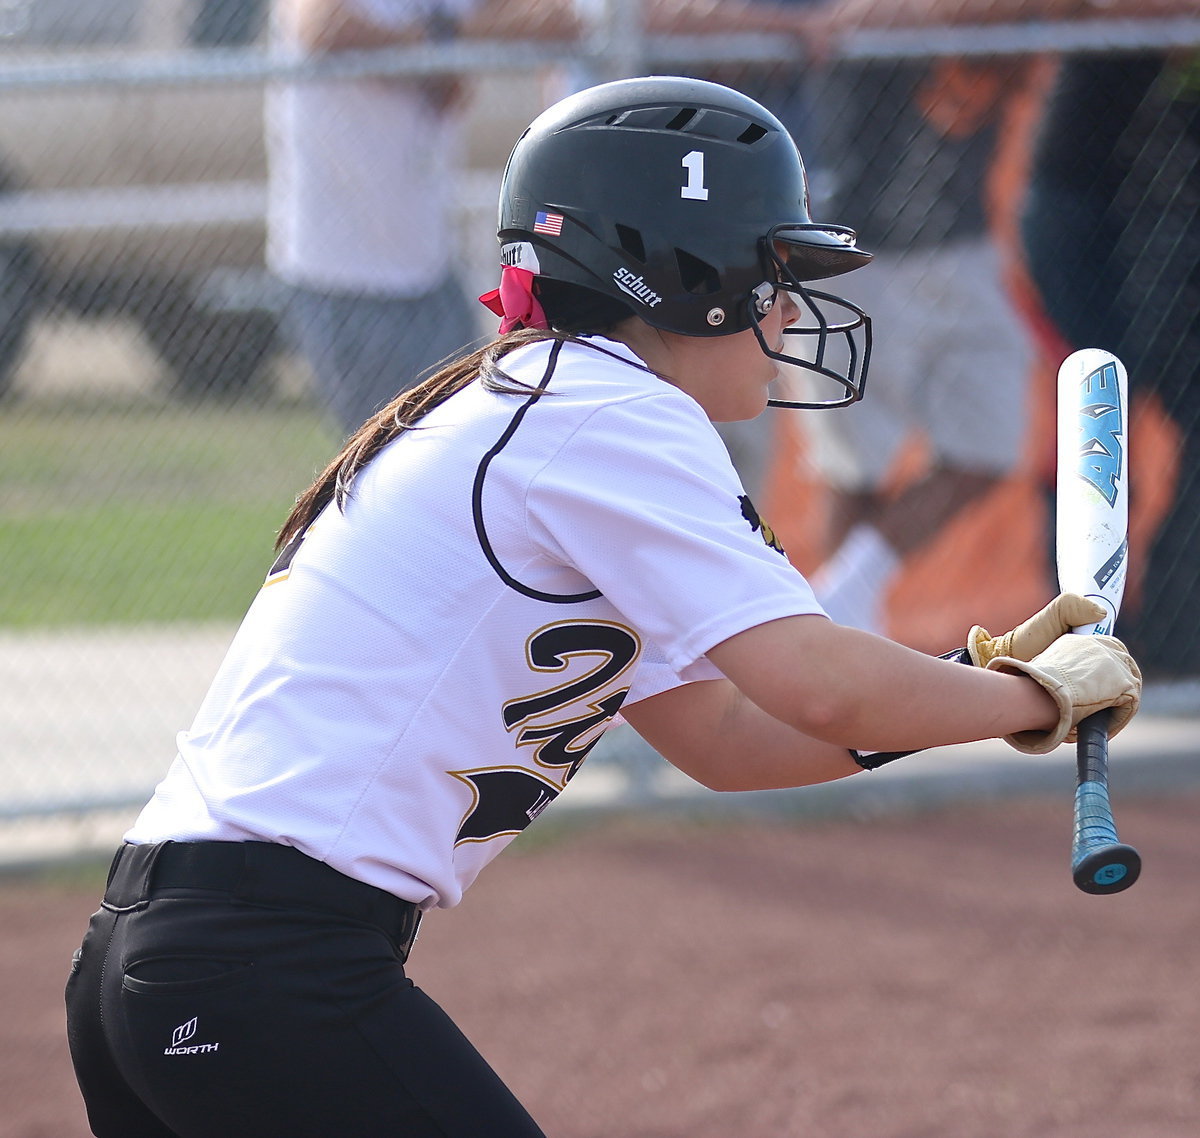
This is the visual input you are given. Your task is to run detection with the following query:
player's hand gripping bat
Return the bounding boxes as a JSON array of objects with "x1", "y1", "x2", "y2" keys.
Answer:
[{"x1": 1056, "y1": 348, "x2": 1141, "y2": 895}]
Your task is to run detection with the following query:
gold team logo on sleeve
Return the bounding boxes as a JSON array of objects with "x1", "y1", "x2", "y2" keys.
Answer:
[{"x1": 739, "y1": 495, "x2": 786, "y2": 556}]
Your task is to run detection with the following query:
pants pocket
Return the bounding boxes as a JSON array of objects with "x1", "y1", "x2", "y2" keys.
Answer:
[
  {"x1": 112, "y1": 953, "x2": 266, "y2": 1133},
  {"x1": 122, "y1": 955, "x2": 254, "y2": 996}
]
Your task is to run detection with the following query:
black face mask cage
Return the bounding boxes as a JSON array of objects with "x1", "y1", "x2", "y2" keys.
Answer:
[{"x1": 749, "y1": 233, "x2": 873, "y2": 410}]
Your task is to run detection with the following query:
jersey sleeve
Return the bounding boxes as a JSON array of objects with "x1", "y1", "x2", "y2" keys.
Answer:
[{"x1": 526, "y1": 390, "x2": 826, "y2": 672}]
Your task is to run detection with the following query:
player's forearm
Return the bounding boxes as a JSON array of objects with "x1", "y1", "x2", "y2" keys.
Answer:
[
  {"x1": 806, "y1": 636, "x2": 1059, "y2": 753},
  {"x1": 622, "y1": 679, "x2": 863, "y2": 792},
  {"x1": 708, "y1": 615, "x2": 1058, "y2": 755},
  {"x1": 623, "y1": 659, "x2": 1051, "y2": 795},
  {"x1": 622, "y1": 618, "x2": 1074, "y2": 793}
]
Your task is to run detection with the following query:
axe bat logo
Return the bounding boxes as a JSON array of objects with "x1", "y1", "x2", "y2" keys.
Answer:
[{"x1": 1078, "y1": 361, "x2": 1124, "y2": 506}]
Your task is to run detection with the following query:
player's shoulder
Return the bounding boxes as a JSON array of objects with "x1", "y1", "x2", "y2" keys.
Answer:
[
  {"x1": 473, "y1": 335, "x2": 717, "y2": 458},
  {"x1": 521, "y1": 336, "x2": 701, "y2": 414}
]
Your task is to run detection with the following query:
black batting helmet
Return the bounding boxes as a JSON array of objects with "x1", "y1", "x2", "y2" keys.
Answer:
[{"x1": 494, "y1": 75, "x2": 873, "y2": 407}]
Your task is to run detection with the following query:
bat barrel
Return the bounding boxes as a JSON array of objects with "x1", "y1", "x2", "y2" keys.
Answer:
[{"x1": 1055, "y1": 348, "x2": 1129, "y2": 621}]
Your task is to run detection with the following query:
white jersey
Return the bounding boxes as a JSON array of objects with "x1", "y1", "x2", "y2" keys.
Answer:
[
  {"x1": 265, "y1": 0, "x2": 478, "y2": 295},
  {"x1": 128, "y1": 339, "x2": 826, "y2": 907}
]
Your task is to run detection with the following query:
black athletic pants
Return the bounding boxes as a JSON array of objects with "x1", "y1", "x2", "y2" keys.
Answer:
[{"x1": 65, "y1": 840, "x2": 546, "y2": 1138}]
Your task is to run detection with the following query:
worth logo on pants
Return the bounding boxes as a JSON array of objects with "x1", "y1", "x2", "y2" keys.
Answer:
[{"x1": 165, "y1": 1017, "x2": 220, "y2": 1056}]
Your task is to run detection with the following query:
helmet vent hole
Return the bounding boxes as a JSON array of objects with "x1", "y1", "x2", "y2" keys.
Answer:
[
  {"x1": 665, "y1": 108, "x2": 698, "y2": 131},
  {"x1": 675, "y1": 248, "x2": 721, "y2": 295},
  {"x1": 615, "y1": 224, "x2": 647, "y2": 263},
  {"x1": 737, "y1": 123, "x2": 768, "y2": 145}
]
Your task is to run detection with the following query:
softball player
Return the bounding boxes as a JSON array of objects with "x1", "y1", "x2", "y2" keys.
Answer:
[{"x1": 65, "y1": 76, "x2": 1141, "y2": 1138}]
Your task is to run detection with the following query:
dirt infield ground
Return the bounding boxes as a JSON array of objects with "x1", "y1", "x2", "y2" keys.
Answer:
[{"x1": 3, "y1": 791, "x2": 1196, "y2": 1138}]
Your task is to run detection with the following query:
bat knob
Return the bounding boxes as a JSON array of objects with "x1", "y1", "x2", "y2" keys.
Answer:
[{"x1": 1072, "y1": 844, "x2": 1142, "y2": 895}]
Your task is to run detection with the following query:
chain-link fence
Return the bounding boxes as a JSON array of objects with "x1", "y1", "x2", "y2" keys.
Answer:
[{"x1": 1, "y1": 1, "x2": 1197, "y2": 863}]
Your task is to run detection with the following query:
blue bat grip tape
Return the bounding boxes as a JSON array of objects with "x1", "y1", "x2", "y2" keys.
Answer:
[{"x1": 1073, "y1": 780, "x2": 1120, "y2": 855}]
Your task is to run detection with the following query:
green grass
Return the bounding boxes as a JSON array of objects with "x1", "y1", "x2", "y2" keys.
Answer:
[{"x1": 0, "y1": 397, "x2": 337, "y2": 628}]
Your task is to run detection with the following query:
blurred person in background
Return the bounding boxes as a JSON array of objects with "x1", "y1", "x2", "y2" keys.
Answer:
[
  {"x1": 1019, "y1": 0, "x2": 1200, "y2": 679},
  {"x1": 796, "y1": 0, "x2": 1039, "y2": 635},
  {"x1": 267, "y1": 0, "x2": 482, "y2": 437},
  {"x1": 266, "y1": 0, "x2": 578, "y2": 438}
]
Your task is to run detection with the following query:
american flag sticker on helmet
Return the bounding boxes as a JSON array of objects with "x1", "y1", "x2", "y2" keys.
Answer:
[{"x1": 533, "y1": 210, "x2": 564, "y2": 236}]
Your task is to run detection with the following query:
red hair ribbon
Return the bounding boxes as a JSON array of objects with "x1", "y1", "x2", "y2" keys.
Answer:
[{"x1": 478, "y1": 266, "x2": 548, "y2": 333}]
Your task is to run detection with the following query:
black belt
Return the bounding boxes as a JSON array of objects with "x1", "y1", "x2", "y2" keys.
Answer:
[{"x1": 103, "y1": 840, "x2": 422, "y2": 961}]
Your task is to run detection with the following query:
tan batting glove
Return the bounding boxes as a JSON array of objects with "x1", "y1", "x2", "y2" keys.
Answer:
[
  {"x1": 967, "y1": 593, "x2": 1108, "y2": 668},
  {"x1": 984, "y1": 634, "x2": 1142, "y2": 755}
]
